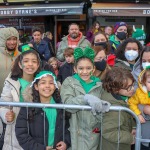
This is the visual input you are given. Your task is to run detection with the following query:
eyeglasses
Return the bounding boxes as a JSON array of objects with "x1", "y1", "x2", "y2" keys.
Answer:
[{"x1": 121, "y1": 82, "x2": 135, "y2": 92}]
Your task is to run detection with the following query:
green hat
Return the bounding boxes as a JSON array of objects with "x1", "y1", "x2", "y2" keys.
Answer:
[
  {"x1": 30, "y1": 71, "x2": 58, "y2": 88},
  {"x1": 18, "y1": 44, "x2": 34, "y2": 53}
]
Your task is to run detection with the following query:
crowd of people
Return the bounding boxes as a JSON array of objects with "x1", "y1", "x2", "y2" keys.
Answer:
[{"x1": 0, "y1": 21, "x2": 149, "y2": 150}]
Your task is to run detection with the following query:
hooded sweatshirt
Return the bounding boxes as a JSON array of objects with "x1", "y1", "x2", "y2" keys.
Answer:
[
  {"x1": 128, "y1": 69, "x2": 150, "y2": 115},
  {"x1": 0, "y1": 27, "x2": 19, "y2": 94}
]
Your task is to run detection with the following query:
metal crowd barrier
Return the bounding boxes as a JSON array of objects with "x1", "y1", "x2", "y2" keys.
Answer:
[{"x1": 0, "y1": 101, "x2": 150, "y2": 150}]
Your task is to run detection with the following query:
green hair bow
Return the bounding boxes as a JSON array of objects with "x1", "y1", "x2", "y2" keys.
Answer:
[{"x1": 74, "y1": 47, "x2": 95, "y2": 62}]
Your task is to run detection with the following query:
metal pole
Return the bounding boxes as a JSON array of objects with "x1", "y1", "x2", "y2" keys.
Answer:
[{"x1": 0, "y1": 101, "x2": 142, "y2": 150}]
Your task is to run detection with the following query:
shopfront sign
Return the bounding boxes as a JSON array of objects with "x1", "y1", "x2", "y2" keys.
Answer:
[
  {"x1": 92, "y1": 3, "x2": 150, "y2": 17},
  {"x1": 93, "y1": 9, "x2": 150, "y2": 16},
  {"x1": 0, "y1": 3, "x2": 83, "y2": 16}
]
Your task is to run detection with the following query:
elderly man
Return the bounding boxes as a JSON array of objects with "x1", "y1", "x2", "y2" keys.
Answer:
[
  {"x1": 57, "y1": 23, "x2": 91, "y2": 61},
  {"x1": 0, "y1": 27, "x2": 19, "y2": 94}
]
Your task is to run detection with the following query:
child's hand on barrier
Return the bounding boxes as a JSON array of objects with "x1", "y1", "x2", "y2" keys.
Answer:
[
  {"x1": 5, "y1": 109, "x2": 15, "y2": 122},
  {"x1": 138, "y1": 114, "x2": 146, "y2": 123},
  {"x1": 131, "y1": 129, "x2": 136, "y2": 145},
  {"x1": 46, "y1": 146, "x2": 54, "y2": 150},
  {"x1": 131, "y1": 134, "x2": 135, "y2": 145},
  {"x1": 56, "y1": 141, "x2": 67, "y2": 150}
]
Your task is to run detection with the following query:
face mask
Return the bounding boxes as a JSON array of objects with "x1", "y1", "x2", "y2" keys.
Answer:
[
  {"x1": 94, "y1": 42, "x2": 107, "y2": 49},
  {"x1": 142, "y1": 62, "x2": 150, "y2": 69},
  {"x1": 139, "y1": 40, "x2": 144, "y2": 46},
  {"x1": 125, "y1": 50, "x2": 138, "y2": 61},
  {"x1": 94, "y1": 59, "x2": 107, "y2": 71},
  {"x1": 116, "y1": 32, "x2": 127, "y2": 40}
]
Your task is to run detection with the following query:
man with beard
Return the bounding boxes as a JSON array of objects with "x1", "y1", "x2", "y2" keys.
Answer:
[
  {"x1": 57, "y1": 23, "x2": 91, "y2": 61},
  {"x1": 0, "y1": 27, "x2": 19, "y2": 149},
  {"x1": 109, "y1": 22, "x2": 128, "y2": 54}
]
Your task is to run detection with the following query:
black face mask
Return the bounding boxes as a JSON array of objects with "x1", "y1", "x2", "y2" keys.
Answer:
[
  {"x1": 94, "y1": 59, "x2": 107, "y2": 71},
  {"x1": 116, "y1": 32, "x2": 127, "y2": 40},
  {"x1": 94, "y1": 42, "x2": 107, "y2": 49}
]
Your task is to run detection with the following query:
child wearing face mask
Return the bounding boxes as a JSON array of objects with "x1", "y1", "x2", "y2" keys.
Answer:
[
  {"x1": 61, "y1": 47, "x2": 111, "y2": 150},
  {"x1": 128, "y1": 67, "x2": 150, "y2": 123}
]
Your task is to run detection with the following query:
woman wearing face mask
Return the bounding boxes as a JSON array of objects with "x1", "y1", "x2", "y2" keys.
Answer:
[
  {"x1": 115, "y1": 38, "x2": 142, "y2": 71},
  {"x1": 132, "y1": 46, "x2": 150, "y2": 90},
  {"x1": 92, "y1": 32, "x2": 116, "y2": 80},
  {"x1": 93, "y1": 46, "x2": 111, "y2": 81}
]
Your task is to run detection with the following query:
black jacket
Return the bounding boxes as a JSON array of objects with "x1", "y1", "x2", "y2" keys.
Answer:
[
  {"x1": 57, "y1": 62, "x2": 74, "y2": 84},
  {"x1": 15, "y1": 107, "x2": 71, "y2": 150}
]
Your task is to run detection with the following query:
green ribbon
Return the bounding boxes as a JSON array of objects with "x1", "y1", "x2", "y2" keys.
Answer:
[{"x1": 74, "y1": 47, "x2": 95, "y2": 62}]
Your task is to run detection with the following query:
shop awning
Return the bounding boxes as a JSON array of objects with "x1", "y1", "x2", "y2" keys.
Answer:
[
  {"x1": 0, "y1": 3, "x2": 84, "y2": 16},
  {"x1": 91, "y1": 3, "x2": 150, "y2": 17}
]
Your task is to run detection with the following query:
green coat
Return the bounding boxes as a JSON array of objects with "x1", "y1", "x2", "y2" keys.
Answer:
[
  {"x1": 101, "y1": 90, "x2": 135, "y2": 150},
  {"x1": 56, "y1": 35, "x2": 91, "y2": 61},
  {"x1": 61, "y1": 77, "x2": 103, "y2": 150}
]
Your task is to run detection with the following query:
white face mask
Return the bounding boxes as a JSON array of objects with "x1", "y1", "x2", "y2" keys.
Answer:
[
  {"x1": 142, "y1": 62, "x2": 150, "y2": 69},
  {"x1": 125, "y1": 50, "x2": 138, "y2": 61},
  {"x1": 139, "y1": 40, "x2": 144, "y2": 46}
]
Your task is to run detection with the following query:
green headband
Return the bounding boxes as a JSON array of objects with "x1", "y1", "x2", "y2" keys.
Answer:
[
  {"x1": 74, "y1": 47, "x2": 95, "y2": 62},
  {"x1": 30, "y1": 71, "x2": 58, "y2": 88}
]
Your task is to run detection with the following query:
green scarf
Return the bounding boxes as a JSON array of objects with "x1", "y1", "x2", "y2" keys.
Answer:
[
  {"x1": 73, "y1": 73, "x2": 100, "y2": 93},
  {"x1": 18, "y1": 78, "x2": 31, "y2": 102},
  {"x1": 148, "y1": 91, "x2": 150, "y2": 98},
  {"x1": 43, "y1": 97, "x2": 57, "y2": 147},
  {"x1": 120, "y1": 95, "x2": 129, "y2": 101}
]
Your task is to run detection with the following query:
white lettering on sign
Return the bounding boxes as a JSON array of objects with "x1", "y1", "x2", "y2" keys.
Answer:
[
  {"x1": 143, "y1": 10, "x2": 150, "y2": 15},
  {"x1": 94, "y1": 9, "x2": 118, "y2": 14},
  {"x1": 46, "y1": 8, "x2": 67, "y2": 12}
]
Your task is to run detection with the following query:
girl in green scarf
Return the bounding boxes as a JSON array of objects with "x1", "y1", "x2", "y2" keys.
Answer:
[{"x1": 15, "y1": 71, "x2": 71, "y2": 150}]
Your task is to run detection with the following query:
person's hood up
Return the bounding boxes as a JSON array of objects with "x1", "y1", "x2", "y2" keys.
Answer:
[
  {"x1": 0, "y1": 27, "x2": 19, "y2": 53},
  {"x1": 132, "y1": 58, "x2": 141, "y2": 83},
  {"x1": 138, "y1": 69, "x2": 147, "y2": 94}
]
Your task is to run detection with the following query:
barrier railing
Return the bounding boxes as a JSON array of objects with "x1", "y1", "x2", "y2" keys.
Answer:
[{"x1": 0, "y1": 101, "x2": 149, "y2": 150}]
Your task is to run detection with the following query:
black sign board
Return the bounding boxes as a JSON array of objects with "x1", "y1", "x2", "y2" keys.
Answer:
[{"x1": 0, "y1": 3, "x2": 83, "y2": 16}]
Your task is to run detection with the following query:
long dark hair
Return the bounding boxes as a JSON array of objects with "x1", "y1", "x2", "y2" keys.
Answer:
[
  {"x1": 11, "y1": 50, "x2": 41, "y2": 80},
  {"x1": 28, "y1": 79, "x2": 61, "y2": 120}
]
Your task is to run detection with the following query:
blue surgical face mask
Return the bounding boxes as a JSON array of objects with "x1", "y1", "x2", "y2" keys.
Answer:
[
  {"x1": 124, "y1": 50, "x2": 138, "y2": 61},
  {"x1": 142, "y1": 62, "x2": 150, "y2": 69}
]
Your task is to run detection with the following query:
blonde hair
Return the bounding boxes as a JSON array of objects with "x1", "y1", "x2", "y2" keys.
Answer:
[{"x1": 48, "y1": 57, "x2": 58, "y2": 65}]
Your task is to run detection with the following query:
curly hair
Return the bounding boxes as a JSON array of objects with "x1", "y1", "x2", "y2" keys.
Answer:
[
  {"x1": 11, "y1": 50, "x2": 41, "y2": 80},
  {"x1": 103, "y1": 67, "x2": 134, "y2": 93},
  {"x1": 116, "y1": 38, "x2": 143, "y2": 61},
  {"x1": 28, "y1": 79, "x2": 61, "y2": 120}
]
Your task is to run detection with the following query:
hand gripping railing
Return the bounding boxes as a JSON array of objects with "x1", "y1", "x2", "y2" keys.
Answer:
[{"x1": 0, "y1": 101, "x2": 145, "y2": 150}]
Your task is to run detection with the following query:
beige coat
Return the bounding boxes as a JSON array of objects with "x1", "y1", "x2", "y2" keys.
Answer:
[
  {"x1": 0, "y1": 27, "x2": 19, "y2": 94},
  {"x1": 0, "y1": 74, "x2": 23, "y2": 150}
]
